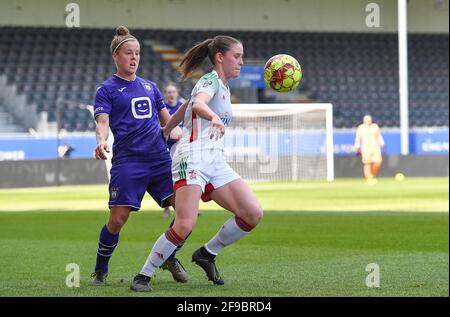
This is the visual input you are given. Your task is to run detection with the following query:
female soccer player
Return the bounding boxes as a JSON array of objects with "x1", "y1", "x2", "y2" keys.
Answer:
[
  {"x1": 91, "y1": 26, "x2": 187, "y2": 286},
  {"x1": 131, "y1": 36, "x2": 263, "y2": 292},
  {"x1": 354, "y1": 114, "x2": 385, "y2": 184}
]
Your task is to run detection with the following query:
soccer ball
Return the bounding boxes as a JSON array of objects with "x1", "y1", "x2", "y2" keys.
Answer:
[{"x1": 264, "y1": 54, "x2": 302, "y2": 92}]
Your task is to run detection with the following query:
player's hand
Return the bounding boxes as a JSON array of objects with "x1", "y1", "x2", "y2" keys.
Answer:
[
  {"x1": 161, "y1": 126, "x2": 170, "y2": 141},
  {"x1": 208, "y1": 115, "x2": 225, "y2": 141},
  {"x1": 169, "y1": 126, "x2": 182, "y2": 141},
  {"x1": 95, "y1": 142, "x2": 110, "y2": 160}
]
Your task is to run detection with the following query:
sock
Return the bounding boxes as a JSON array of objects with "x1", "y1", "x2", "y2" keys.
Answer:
[
  {"x1": 140, "y1": 227, "x2": 184, "y2": 277},
  {"x1": 204, "y1": 216, "x2": 253, "y2": 255},
  {"x1": 166, "y1": 219, "x2": 191, "y2": 263},
  {"x1": 95, "y1": 224, "x2": 119, "y2": 273}
]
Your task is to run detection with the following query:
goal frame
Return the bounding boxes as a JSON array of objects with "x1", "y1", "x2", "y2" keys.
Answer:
[{"x1": 232, "y1": 103, "x2": 334, "y2": 182}]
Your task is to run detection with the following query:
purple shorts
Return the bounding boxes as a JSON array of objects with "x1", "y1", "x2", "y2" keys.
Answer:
[{"x1": 108, "y1": 160, "x2": 173, "y2": 211}]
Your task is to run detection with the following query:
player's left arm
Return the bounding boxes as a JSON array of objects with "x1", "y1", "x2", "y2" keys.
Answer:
[
  {"x1": 158, "y1": 107, "x2": 171, "y2": 126},
  {"x1": 192, "y1": 93, "x2": 225, "y2": 140},
  {"x1": 158, "y1": 108, "x2": 182, "y2": 141},
  {"x1": 153, "y1": 82, "x2": 182, "y2": 141},
  {"x1": 159, "y1": 100, "x2": 188, "y2": 141}
]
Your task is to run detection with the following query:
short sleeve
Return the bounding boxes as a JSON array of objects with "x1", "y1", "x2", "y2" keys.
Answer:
[
  {"x1": 195, "y1": 74, "x2": 219, "y2": 98},
  {"x1": 93, "y1": 86, "x2": 112, "y2": 117},
  {"x1": 152, "y1": 83, "x2": 166, "y2": 111}
]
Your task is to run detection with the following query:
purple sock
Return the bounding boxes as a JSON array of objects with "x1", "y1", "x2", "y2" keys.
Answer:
[{"x1": 94, "y1": 224, "x2": 119, "y2": 273}]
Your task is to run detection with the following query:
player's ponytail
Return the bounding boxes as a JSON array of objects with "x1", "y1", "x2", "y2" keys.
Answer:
[
  {"x1": 179, "y1": 36, "x2": 241, "y2": 80},
  {"x1": 110, "y1": 25, "x2": 137, "y2": 54},
  {"x1": 179, "y1": 38, "x2": 213, "y2": 80}
]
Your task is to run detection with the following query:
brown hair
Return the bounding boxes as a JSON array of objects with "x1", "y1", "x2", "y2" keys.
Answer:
[
  {"x1": 110, "y1": 25, "x2": 138, "y2": 54},
  {"x1": 178, "y1": 35, "x2": 241, "y2": 80}
]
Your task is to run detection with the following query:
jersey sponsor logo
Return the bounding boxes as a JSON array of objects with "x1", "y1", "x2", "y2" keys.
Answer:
[
  {"x1": 188, "y1": 170, "x2": 197, "y2": 180},
  {"x1": 202, "y1": 80, "x2": 213, "y2": 88},
  {"x1": 131, "y1": 97, "x2": 152, "y2": 119},
  {"x1": 118, "y1": 87, "x2": 127, "y2": 92}
]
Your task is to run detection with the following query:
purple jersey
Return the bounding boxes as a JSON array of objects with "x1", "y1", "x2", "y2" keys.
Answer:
[
  {"x1": 166, "y1": 99, "x2": 184, "y2": 148},
  {"x1": 166, "y1": 100, "x2": 183, "y2": 116},
  {"x1": 94, "y1": 75, "x2": 169, "y2": 164}
]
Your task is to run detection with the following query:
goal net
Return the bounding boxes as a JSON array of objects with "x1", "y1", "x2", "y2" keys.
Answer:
[
  {"x1": 88, "y1": 103, "x2": 334, "y2": 182},
  {"x1": 226, "y1": 103, "x2": 334, "y2": 182}
]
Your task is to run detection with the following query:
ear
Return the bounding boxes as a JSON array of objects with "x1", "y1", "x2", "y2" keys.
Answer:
[
  {"x1": 112, "y1": 53, "x2": 118, "y2": 63},
  {"x1": 216, "y1": 51, "x2": 224, "y2": 64}
]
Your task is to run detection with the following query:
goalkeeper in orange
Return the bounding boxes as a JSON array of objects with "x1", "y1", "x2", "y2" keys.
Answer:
[{"x1": 354, "y1": 115, "x2": 385, "y2": 184}]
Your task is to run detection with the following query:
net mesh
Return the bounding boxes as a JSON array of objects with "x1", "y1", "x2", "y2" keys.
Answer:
[{"x1": 225, "y1": 104, "x2": 332, "y2": 181}]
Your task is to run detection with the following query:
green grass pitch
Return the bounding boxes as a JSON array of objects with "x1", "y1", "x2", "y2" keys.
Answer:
[{"x1": 0, "y1": 177, "x2": 448, "y2": 297}]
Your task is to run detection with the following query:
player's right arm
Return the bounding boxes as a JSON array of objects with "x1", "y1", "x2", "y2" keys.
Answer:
[
  {"x1": 93, "y1": 85, "x2": 112, "y2": 160},
  {"x1": 192, "y1": 92, "x2": 224, "y2": 140},
  {"x1": 95, "y1": 114, "x2": 110, "y2": 160},
  {"x1": 162, "y1": 100, "x2": 188, "y2": 140}
]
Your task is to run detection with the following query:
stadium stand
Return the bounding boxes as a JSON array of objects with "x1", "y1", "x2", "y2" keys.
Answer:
[
  {"x1": 0, "y1": 104, "x2": 26, "y2": 132},
  {"x1": 0, "y1": 27, "x2": 448, "y2": 131}
]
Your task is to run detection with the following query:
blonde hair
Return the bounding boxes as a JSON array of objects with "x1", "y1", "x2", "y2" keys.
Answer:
[{"x1": 110, "y1": 25, "x2": 138, "y2": 54}]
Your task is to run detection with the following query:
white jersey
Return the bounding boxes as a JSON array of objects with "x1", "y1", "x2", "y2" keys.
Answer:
[
  {"x1": 172, "y1": 71, "x2": 240, "y2": 195},
  {"x1": 176, "y1": 70, "x2": 232, "y2": 155}
]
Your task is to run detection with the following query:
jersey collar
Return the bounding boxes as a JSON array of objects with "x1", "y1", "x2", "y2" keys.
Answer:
[
  {"x1": 114, "y1": 74, "x2": 137, "y2": 83},
  {"x1": 212, "y1": 70, "x2": 230, "y2": 93}
]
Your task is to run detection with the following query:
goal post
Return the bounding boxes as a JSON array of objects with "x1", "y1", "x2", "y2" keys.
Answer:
[{"x1": 228, "y1": 103, "x2": 334, "y2": 182}]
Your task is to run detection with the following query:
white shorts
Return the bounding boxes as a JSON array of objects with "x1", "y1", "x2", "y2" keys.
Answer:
[{"x1": 172, "y1": 149, "x2": 240, "y2": 202}]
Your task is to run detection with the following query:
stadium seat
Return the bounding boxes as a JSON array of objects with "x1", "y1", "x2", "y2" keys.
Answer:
[{"x1": 0, "y1": 26, "x2": 448, "y2": 130}]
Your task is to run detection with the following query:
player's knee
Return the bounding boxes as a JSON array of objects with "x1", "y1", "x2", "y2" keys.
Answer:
[
  {"x1": 173, "y1": 219, "x2": 196, "y2": 239},
  {"x1": 108, "y1": 215, "x2": 127, "y2": 233},
  {"x1": 240, "y1": 204, "x2": 263, "y2": 229},
  {"x1": 251, "y1": 205, "x2": 264, "y2": 226},
  {"x1": 107, "y1": 221, "x2": 122, "y2": 234}
]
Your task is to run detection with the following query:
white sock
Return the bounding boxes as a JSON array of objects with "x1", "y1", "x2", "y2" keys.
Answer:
[
  {"x1": 140, "y1": 232, "x2": 178, "y2": 277},
  {"x1": 204, "y1": 217, "x2": 250, "y2": 255}
]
